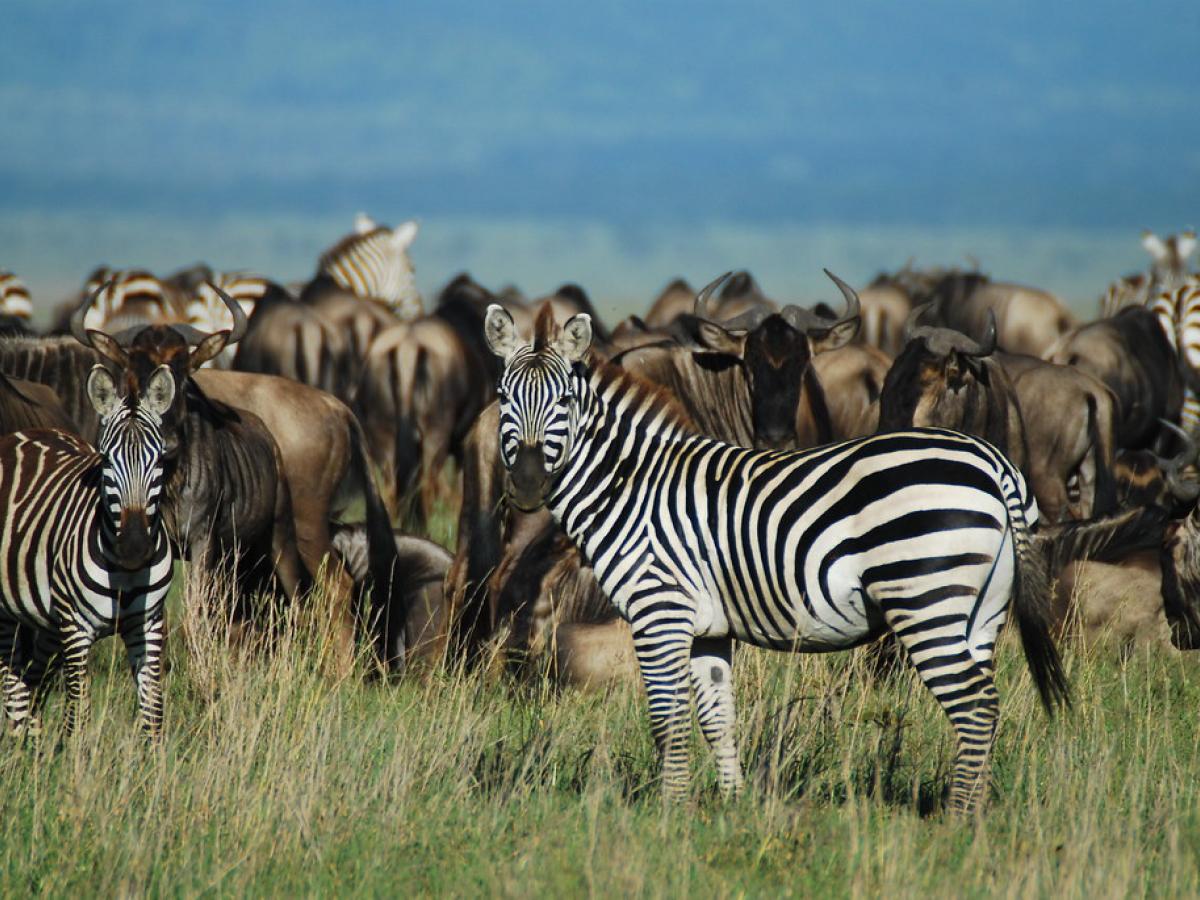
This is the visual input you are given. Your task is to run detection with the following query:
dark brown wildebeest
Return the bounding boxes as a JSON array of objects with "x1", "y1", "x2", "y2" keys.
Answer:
[
  {"x1": 193, "y1": 369, "x2": 407, "y2": 673},
  {"x1": 617, "y1": 270, "x2": 860, "y2": 449},
  {"x1": 811, "y1": 343, "x2": 892, "y2": 439},
  {"x1": 1046, "y1": 306, "x2": 1183, "y2": 450},
  {"x1": 877, "y1": 309, "x2": 1029, "y2": 475},
  {"x1": 0, "y1": 372, "x2": 76, "y2": 434}
]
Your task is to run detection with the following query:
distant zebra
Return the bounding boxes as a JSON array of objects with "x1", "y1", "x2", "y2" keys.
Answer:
[
  {"x1": 79, "y1": 266, "x2": 180, "y2": 331},
  {"x1": 184, "y1": 272, "x2": 272, "y2": 368},
  {"x1": 309, "y1": 214, "x2": 423, "y2": 320},
  {"x1": 1152, "y1": 275, "x2": 1200, "y2": 433},
  {"x1": 483, "y1": 281, "x2": 1069, "y2": 815},
  {"x1": 0, "y1": 363, "x2": 175, "y2": 738},
  {"x1": 1101, "y1": 230, "x2": 1196, "y2": 317},
  {"x1": 0, "y1": 271, "x2": 33, "y2": 320}
]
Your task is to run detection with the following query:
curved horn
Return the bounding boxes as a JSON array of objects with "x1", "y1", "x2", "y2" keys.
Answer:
[
  {"x1": 205, "y1": 281, "x2": 249, "y2": 344},
  {"x1": 69, "y1": 279, "x2": 129, "y2": 366},
  {"x1": 693, "y1": 272, "x2": 732, "y2": 321},
  {"x1": 822, "y1": 269, "x2": 861, "y2": 325},
  {"x1": 1157, "y1": 419, "x2": 1200, "y2": 503},
  {"x1": 963, "y1": 309, "x2": 998, "y2": 358},
  {"x1": 903, "y1": 301, "x2": 937, "y2": 341}
]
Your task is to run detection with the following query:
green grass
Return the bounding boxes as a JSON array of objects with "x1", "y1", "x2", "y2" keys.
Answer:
[{"x1": 3, "y1": 575, "x2": 1200, "y2": 897}]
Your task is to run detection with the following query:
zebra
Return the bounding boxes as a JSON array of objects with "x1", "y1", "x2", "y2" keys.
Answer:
[
  {"x1": 311, "y1": 214, "x2": 423, "y2": 320},
  {"x1": 1101, "y1": 229, "x2": 1197, "y2": 318},
  {"x1": 1152, "y1": 275, "x2": 1200, "y2": 433},
  {"x1": 0, "y1": 271, "x2": 33, "y2": 320},
  {"x1": 183, "y1": 272, "x2": 273, "y2": 369},
  {"x1": 0, "y1": 362, "x2": 175, "y2": 738},
  {"x1": 482, "y1": 276, "x2": 1069, "y2": 815},
  {"x1": 79, "y1": 266, "x2": 181, "y2": 332}
]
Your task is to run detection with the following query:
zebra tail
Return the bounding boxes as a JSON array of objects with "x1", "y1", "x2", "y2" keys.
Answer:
[
  {"x1": 1007, "y1": 480, "x2": 1072, "y2": 714},
  {"x1": 348, "y1": 419, "x2": 408, "y2": 674}
]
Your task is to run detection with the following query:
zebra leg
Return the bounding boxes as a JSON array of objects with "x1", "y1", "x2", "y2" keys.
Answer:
[
  {"x1": 884, "y1": 608, "x2": 999, "y2": 816},
  {"x1": 60, "y1": 620, "x2": 94, "y2": 736},
  {"x1": 121, "y1": 614, "x2": 165, "y2": 739},
  {"x1": 0, "y1": 620, "x2": 39, "y2": 737},
  {"x1": 688, "y1": 637, "x2": 743, "y2": 798},
  {"x1": 629, "y1": 596, "x2": 695, "y2": 803}
]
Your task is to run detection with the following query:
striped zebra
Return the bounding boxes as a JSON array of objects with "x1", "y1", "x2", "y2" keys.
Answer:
[
  {"x1": 79, "y1": 266, "x2": 181, "y2": 332},
  {"x1": 1101, "y1": 229, "x2": 1196, "y2": 318},
  {"x1": 0, "y1": 363, "x2": 175, "y2": 738},
  {"x1": 184, "y1": 272, "x2": 273, "y2": 368},
  {"x1": 315, "y1": 214, "x2": 423, "y2": 320},
  {"x1": 1152, "y1": 275, "x2": 1200, "y2": 432},
  {"x1": 0, "y1": 271, "x2": 33, "y2": 320},
  {"x1": 483, "y1": 282, "x2": 1069, "y2": 815}
]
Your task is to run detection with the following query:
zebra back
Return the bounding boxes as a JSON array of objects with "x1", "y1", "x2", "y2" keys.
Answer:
[
  {"x1": 0, "y1": 271, "x2": 32, "y2": 320},
  {"x1": 317, "y1": 220, "x2": 423, "y2": 320}
]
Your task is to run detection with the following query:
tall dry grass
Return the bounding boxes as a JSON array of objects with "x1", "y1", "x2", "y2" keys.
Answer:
[{"x1": 2, "y1": 529, "x2": 1200, "y2": 896}]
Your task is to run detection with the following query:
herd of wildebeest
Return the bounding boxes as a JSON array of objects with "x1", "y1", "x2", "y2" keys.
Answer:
[{"x1": 0, "y1": 219, "x2": 1198, "y2": 701}]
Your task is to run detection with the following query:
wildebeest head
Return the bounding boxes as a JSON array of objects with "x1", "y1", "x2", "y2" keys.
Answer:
[
  {"x1": 688, "y1": 270, "x2": 860, "y2": 450},
  {"x1": 70, "y1": 280, "x2": 248, "y2": 458},
  {"x1": 1114, "y1": 420, "x2": 1200, "y2": 515},
  {"x1": 878, "y1": 305, "x2": 999, "y2": 432}
]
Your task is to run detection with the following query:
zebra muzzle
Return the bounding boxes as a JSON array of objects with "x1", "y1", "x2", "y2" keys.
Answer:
[
  {"x1": 115, "y1": 509, "x2": 154, "y2": 570},
  {"x1": 507, "y1": 444, "x2": 549, "y2": 511}
]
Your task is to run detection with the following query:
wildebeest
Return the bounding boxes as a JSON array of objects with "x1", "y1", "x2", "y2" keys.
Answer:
[
  {"x1": 332, "y1": 524, "x2": 452, "y2": 668},
  {"x1": 1006, "y1": 360, "x2": 1119, "y2": 522},
  {"x1": 617, "y1": 270, "x2": 861, "y2": 449},
  {"x1": 877, "y1": 309, "x2": 1029, "y2": 475},
  {"x1": 192, "y1": 369, "x2": 407, "y2": 673},
  {"x1": 921, "y1": 270, "x2": 1077, "y2": 357},
  {"x1": 1046, "y1": 306, "x2": 1183, "y2": 449}
]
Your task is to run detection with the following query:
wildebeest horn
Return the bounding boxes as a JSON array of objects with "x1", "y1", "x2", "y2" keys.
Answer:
[
  {"x1": 694, "y1": 272, "x2": 733, "y2": 321},
  {"x1": 1157, "y1": 419, "x2": 1200, "y2": 503},
  {"x1": 206, "y1": 281, "x2": 249, "y2": 345},
  {"x1": 69, "y1": 279, "x2": 130, "y2": 366},
  {"x1": 822, "y1": 269, "x2": 861, "y2": 325},
  {"x1": 904, "y1": 301, "x2": 937, "y2": 341},
  {"x1": 962, "y1": 309, "x2": 998, "y2": 358}
]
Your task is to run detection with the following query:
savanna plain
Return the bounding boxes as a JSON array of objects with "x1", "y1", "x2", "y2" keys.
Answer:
[{"x1": 1, "y1": 500, "x2": 1198, "y2": 899}]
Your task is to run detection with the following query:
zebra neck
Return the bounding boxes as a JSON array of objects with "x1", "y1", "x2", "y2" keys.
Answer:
[{"x1": 544, "y1": 365, "x2": 692, "y2": 546}]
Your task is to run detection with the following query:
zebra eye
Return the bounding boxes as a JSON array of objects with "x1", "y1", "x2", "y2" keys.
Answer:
[
  {"x1": 555, "y1": 393, "x2": 573, "y2": 407},
  {"x1": 496, "y1": 386, "x2": 509, "y2": 402}
]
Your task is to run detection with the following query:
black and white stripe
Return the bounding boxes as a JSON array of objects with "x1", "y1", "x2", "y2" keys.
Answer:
[
  {"x1": 0, "y1": 271, "x2": 33, "y2": 320},
  {"x1": 0, "y1": 374, "x2": 174, "y2": 738},
  {"x1": 1152, "y1": 275, "x2": 1200, "y2": 433},
  {"x1": 317, "y1": 215, "x2": 423, "y2": 320},
  {"x1": 487, "y1": 304, "x2": 1068, "y2": 815},
  {"x1": 81, "y1": 266, "x2": 179, "y2": 331}
]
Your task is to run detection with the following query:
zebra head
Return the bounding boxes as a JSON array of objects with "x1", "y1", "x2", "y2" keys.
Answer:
[
  {"x1": 485, "y1": 303, "x2": 593, "y2": 511},
  {"x1": 86, "y1": 363, "x2": 175, "y2": 570}
]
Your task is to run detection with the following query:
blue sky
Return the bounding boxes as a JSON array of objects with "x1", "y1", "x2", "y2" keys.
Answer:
[{"x1": 3, "y1": 1, "x2": 1198, "y2": 312}]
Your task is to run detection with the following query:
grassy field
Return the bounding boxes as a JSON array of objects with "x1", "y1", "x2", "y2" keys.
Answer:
[{"x1": 3, "y1": 510, "x2": 1200, "y2": 897}]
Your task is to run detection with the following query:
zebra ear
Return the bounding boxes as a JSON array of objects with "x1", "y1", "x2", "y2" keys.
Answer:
[
  {"x1": 391, "y1": 220, "x2": 419, "y2": 251},
  {"x1": 354, "y1": 212, "x2": 377, "y2": 235},
  {"x1": 142, "y1": 365, "x2": 176, "y2": 417},
  {"x1": 86, "y1": 365, "x2": 120, "y2": 418},
  {"x1": 484, "y1": 303, "x2": 521, "y2": 360},
  {"x1": 1142, "y1": 231, "x2": 1168, "y2": 262},
  {"x1": 1179, "y1": 231, "x2": 1197, "y2": 264},
  {"x1": 554, "y1": 313, "x2": 593, "y2": 362}
]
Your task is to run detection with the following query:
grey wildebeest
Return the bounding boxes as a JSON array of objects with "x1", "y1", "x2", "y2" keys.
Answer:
[
  {"x1": 921, "y1": 270, "x2": 1077, "y2": 358},
  {"x1": 1046, "y1": 306, "x2": 1183, "y2": 450},
  {"x1": 877, "y1": 309, "x2": 1029, "y2": 476}
]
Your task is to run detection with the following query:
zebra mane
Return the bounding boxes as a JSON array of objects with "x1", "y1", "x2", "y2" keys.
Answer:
[
  {"x1": 586, "y1": 352, "x2": 698, "y2": 434},
  {"x1": 318, "y1": 227, "x2": 390, "y2": 272}
]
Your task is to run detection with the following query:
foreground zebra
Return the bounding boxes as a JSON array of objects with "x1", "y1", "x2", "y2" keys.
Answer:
[
  {"x1": 0, "y1": 363, "x2": 175, "y2": 738},
  {"x1": 484, "y1": 285, "x2": 1069, "y2": 815}
]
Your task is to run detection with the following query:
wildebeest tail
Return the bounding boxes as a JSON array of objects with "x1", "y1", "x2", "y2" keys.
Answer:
[
  {"x1": 1004, "y1": 474, "x2": 1071, "y2": 713},
  {"x1": 1035, "y1": 504, "x2": 1169, "y2": 574},
  {"x1": 1087, "y1": 394, "x2": 1118, "y2": 517},
  {"x1": 348, "y1": 418, "x2": 407, "y2": 674}
]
